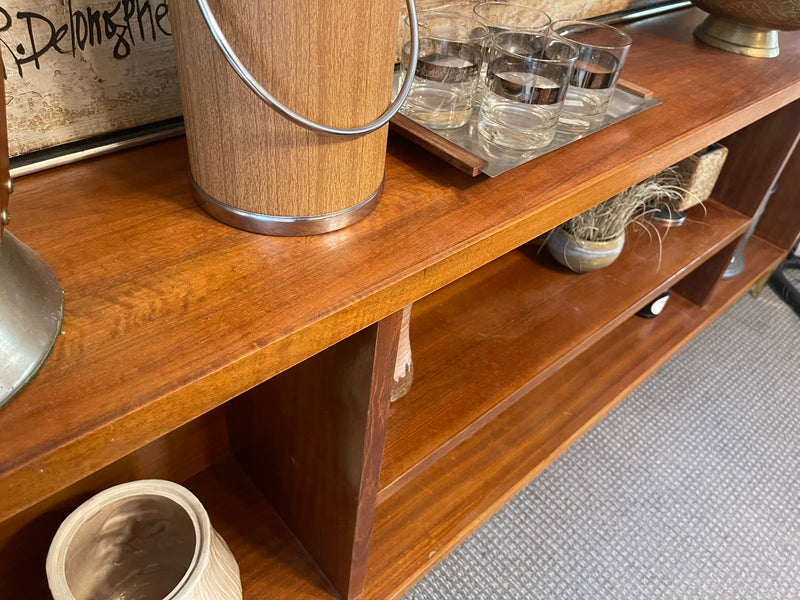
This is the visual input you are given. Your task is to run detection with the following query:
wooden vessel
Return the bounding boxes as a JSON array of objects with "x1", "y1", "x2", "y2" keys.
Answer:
[{"x1": 169, "y1": 0, "x2": 402, "y2": 235}]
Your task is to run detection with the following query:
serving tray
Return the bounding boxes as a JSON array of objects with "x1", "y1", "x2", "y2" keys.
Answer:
[{"x1": 390, "y1": 80, "x2": 660, "y2": 177}]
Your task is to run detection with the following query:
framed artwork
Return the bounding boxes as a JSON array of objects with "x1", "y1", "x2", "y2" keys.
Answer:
[{"x1": 0, "y1": 0, "x2": 182, "y2": 158}]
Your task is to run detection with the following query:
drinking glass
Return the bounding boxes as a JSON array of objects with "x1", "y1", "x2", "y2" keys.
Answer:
[
  {"x1": 551, "y1": 20, "x2": 632, "y2": 134},
  {"x1": 472, "y1": 2, "x2": 551, "y2": 94},
  {"x1": 478, "y1": 31, "x2": 578, "y2": 151},
  {"x1": 399, "y1": 12, "x2": 488, "y2": 129}
]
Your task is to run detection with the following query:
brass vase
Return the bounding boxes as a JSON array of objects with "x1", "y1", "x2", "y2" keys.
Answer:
[{"x1": 691, "y1": 1, "x2": 800, "y2": 58}]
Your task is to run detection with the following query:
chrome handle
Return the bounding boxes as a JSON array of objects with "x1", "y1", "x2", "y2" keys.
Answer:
[{"x1": 194, "y1": 0, "x2": 419, "y2": 137}]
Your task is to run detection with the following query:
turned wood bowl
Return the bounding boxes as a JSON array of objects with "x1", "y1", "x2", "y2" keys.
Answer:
[{"x1": 691, "y1": 0, "x2": 800, "y2": 57}]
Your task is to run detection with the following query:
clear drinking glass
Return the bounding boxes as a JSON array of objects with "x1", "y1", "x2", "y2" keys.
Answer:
[
  {"x1": 399, "y1": 12, "x2": 488, "y2": 129},
  {"x1": 472, "y1": 2, "x2": 551, "y2": 95},
  {"x1": 551, "y1": 20, "x2": 632, "y2": 134},
  {"x1": 478, "y1": 31, "x2": 578, "y2": 151}
]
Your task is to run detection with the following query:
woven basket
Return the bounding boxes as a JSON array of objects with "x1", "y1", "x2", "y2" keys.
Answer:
[{"x1": 672, "y1": 143, "x2": 729, "y2": 211}]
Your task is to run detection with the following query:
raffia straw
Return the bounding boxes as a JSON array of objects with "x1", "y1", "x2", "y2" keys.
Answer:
[{"x1": 561, "y1": 169, "x2": 696, "y2": 243}]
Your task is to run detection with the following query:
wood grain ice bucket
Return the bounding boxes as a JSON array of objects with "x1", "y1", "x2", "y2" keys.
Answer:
[
  {"x1": 46, "y1": 480, "x2": 242, "y2": 600},
  {"x1": 169, "y1": 0, "x2": 419, "y2": 235}
]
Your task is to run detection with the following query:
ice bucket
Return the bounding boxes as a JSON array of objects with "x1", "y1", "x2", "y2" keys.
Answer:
[{"x1": 169, "y1": 0, "x2": 419, "y2": 235}]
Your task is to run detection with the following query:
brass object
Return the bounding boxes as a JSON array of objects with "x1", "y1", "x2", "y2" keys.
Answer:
[
  {"x1": 750, "y1": 272, "x2": 772, "y2": 298},
  {"x1": 0, "y1": 232, "x2": 64, "y2": 408},
  {"x1": 694, "y1": 15, "x2": 780, "y2": 58},
  {"x1": 691, "y1": 1, "x2": 800, "y2": 58},
  {"x1": 0, "y1": 72, "x2": 64, "y2": 408}
]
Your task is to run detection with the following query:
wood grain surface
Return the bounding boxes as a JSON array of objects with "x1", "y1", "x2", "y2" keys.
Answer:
[
  {"x1": 227, "y1": 314, "x2": 400, "y2": 599},
  {"x1": 712, "y1": 101, "x2": 800, "y2": 220},
  {"x1": 2, "y1": 8, "x2": 800, "y2": 532},
  {"x1": 1, "y1": 9, "x2": 799, "y2": 600},
  {"x1": 673, "y1": 237, "x2": 742, "y2": 306},
  {"x1": 389, "y1": 114, "x2": 489, "y2": 177},
  {"x1": 186, "y1": 459, "x2": 341, "y2": 600},
  {"x1": 169, "y1": 0, "x2": 397, "y2": 217},
  {"x1": 755, "y1": 130, "x2": 800, "y2": 251}
]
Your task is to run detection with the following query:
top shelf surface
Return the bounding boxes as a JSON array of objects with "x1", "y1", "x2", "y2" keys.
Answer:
[{"x1": 2, "y1": 8, "x2": 800, "y2": 521}]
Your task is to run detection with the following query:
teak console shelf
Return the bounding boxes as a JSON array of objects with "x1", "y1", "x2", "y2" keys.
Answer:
[{"x1": 1, "y1": 9, "x2": 799, "y2": 600}]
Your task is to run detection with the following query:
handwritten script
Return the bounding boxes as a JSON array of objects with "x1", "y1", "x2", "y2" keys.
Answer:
[{"x1": 0, "y1": 0, "x2": 171, "y2": 77}]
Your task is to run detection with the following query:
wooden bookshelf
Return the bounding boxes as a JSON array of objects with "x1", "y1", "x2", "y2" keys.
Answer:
[{"x1": 1, "y1": 7, "x2": 799, "y2": 600}]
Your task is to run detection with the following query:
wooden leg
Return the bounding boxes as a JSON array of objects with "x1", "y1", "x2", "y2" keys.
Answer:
[
  {"x1": 750, "y1": 271, "x2": 772, "y2": 298},
  {"x1": 226, "y1": 312, "x2": 402, "y2": 600}
]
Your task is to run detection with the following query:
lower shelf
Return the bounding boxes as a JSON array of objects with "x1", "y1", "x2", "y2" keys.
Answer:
[
  {"x1": 185, "y1": 460, "x2": 339, "y2": 599},
  {"x1": 379, "y1": 200, "x2": 749, "y2": 500},
  {"x1": 362, "y1": 235, "x2": 784, "y2": 600}
]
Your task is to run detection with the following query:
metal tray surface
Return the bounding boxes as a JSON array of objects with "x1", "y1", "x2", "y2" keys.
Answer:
[{"x1": 412, "y1": 87, "x2": 660, "y2": 177}]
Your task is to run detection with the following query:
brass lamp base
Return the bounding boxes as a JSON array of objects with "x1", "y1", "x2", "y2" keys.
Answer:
[{"x1": 694, "y1": 15, "x2": 780, "y2": 58}]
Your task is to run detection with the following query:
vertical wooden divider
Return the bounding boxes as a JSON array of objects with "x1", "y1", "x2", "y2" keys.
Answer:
[
  {"x1": 674, "y1": 237, "x2": 743, "y2": 306},
  {"x1": 714, "y1": 100, "x2": 800, "y2": 219},
  {"x1": 226, "y1": 311, "x2": 402, "y2": 600},
  {"x1": 755, "y1": 135, "x2": 800, "y2": 252},
  {"x1": 675, "y1": 100, "x2": 800, "y2": 306}
]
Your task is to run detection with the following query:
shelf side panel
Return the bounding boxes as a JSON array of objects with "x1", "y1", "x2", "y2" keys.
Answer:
[
  {"x1": 756, "y1": 126, "x2": 800, "y2": 252},
  {"x1": 227, "y1": 314, "x2": 401, "y2": 600},
  {"x1": 714, "y1": 100, "x2": 800, "y2": 219}
]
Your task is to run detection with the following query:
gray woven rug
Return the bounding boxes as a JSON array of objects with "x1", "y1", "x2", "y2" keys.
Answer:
[{"x1": 404, "y1": 267, "x2": 800, "y2": 600}]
